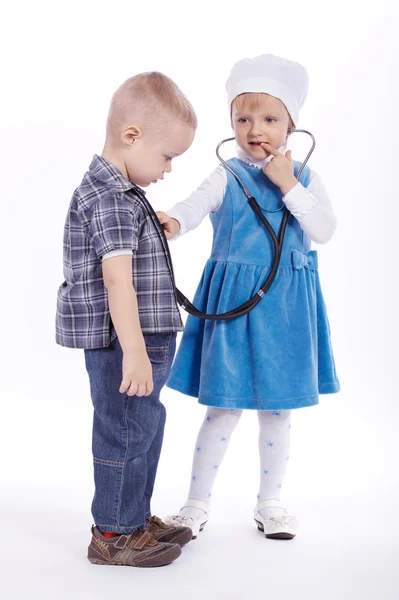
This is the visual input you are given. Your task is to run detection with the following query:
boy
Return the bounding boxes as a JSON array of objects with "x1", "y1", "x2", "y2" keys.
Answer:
[{"x1": 56, "y1": 72, "x2": 196, "y2": 567}]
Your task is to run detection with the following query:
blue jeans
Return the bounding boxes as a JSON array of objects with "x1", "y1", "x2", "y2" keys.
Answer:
[{"x1": 84, "y1": 332, "x2": 176, "y2": 534}]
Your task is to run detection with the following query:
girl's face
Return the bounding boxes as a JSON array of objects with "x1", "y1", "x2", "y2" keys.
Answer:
[{"x1": 231, "y1": 93, "x2": 292, "y2": 160}]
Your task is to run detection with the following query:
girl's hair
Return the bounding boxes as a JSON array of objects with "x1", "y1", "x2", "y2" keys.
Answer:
[
  {"x1": 232, "y1": 92, "x2": 295, "y2": 131},
  {"x1": 107, "y1": 72, "x2": 197, "y2": 135}
]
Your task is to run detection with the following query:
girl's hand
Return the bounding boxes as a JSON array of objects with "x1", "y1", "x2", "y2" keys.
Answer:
[
  {"x1": 156, "y1": 211, "x2": 181, "y2": 240},
  {"x1": 261, "y1": 142, "x2": 297, "y2": 196}
]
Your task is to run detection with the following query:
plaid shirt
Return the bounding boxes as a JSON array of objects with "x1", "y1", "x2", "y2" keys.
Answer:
[{"x1": 56, "y1": 155, "x2": 183, "y2": 349}]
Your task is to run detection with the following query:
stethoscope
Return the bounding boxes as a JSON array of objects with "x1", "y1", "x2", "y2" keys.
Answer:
[{"x1": 171, "y1": 129, "x2": 316, "y2": 321}]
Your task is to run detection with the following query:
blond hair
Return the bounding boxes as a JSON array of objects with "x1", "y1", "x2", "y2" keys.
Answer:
[
  {"x1": 232, "y1": 92, "x2": 295, "y2": 131},
  {"x1": 107, "y1": 72, "x2": 197, "y2": 136}
]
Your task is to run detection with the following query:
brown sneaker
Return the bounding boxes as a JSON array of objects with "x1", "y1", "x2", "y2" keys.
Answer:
[
  {"x1": 87, "y1": 525, "x2": 181, "y2": 567},
  {"x1": 146, "y1": 515, "x2": 193, "y2": 547}
]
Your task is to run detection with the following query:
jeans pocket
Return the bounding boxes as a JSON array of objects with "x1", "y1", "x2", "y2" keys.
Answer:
[{"x1": 145, "y1": 337, "x2": 170, "y2": 375}]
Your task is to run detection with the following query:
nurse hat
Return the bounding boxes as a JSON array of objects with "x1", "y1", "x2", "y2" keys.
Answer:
[{"x1": 226, "y1": 53, "x2": 309, "y2": 126}]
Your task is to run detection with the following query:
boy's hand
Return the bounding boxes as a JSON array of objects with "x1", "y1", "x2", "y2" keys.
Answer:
[
  {"x1": 120, "y1": 349, "x2": 154, "y2": 397},
  {"x1": 261, "y1": 142, "x2": 297, "y2": 196},
  {"x1": 156, "y1": 211, "x2": 181, "y2": 240}
]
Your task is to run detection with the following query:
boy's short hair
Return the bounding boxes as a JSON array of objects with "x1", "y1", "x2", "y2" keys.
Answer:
[{"x1": 107, "y1": 72, "x2": 197, "y2": 136}]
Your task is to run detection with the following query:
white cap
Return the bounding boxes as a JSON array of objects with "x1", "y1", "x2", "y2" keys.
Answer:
[{"x1": 226, "y1": 53, "x2": 309, "y2": 126}]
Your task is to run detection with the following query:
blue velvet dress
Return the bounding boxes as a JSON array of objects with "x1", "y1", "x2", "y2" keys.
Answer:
[{"x1": 166, "y1": 158, "x2": 340, "y2": 410}]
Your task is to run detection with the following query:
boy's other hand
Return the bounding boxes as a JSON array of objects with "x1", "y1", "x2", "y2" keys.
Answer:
[
  {"x1": 156, "y1": 211, "x2": 181, "y2": 240},
  {"x1": 120, "y1": 350, "x2": 154, "y2": 397}
]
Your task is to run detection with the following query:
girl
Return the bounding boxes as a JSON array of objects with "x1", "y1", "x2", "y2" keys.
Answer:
[{"x1": 157, "y1": 54, "x2": 340, "y2": 540}]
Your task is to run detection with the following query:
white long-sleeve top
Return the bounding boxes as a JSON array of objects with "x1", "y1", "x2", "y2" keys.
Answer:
[{"x1": 168, "y1": 147, "x2": 337, "y2": 245}]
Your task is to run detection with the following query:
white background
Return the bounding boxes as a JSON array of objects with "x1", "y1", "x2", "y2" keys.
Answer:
[{"x1": 1, "y1": 0, "x2": 398, "y2": 598}]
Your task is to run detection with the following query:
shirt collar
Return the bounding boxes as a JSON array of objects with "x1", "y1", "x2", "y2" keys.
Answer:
[
  {"x1": 88, "y1": 154, "x2": 146, "y2": 195},
  {"x1": 236, "y1": 142, "x2": 287, "y2": 170}
]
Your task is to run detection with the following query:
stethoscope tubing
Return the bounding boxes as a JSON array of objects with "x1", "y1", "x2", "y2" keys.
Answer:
[{"x1": 174, "y1": 130, "x2": 316, "y2": 321}]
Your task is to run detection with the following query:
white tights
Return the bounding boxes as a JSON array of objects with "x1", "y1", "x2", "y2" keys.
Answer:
[{"x1": 179, "y1": 407, "x2": 292, "y2": 520}]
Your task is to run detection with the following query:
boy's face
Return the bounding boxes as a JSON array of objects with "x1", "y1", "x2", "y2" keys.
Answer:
[
  {"x1": 231, "y1": 93, "x2": 291, "y2": 161},
  {"x1": 124, "y1": 121, "x2": 195, "y2": 188}
]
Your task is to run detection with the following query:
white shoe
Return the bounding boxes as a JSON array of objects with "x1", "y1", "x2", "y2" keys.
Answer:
[
  {"x1": 254, "y1": 500, "x2": 298, "y2": 540},
  {"x1": 165, "y1": 499, "x2": 209, "y2": 539}
]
